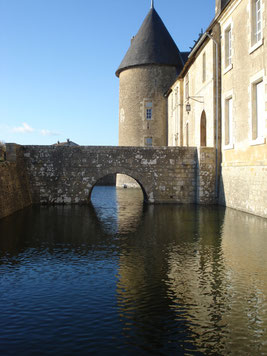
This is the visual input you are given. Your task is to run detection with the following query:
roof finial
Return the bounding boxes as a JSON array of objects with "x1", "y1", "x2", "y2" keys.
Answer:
[{"x1": 151, "y1": 0, "x2": 154, "y2": 9}]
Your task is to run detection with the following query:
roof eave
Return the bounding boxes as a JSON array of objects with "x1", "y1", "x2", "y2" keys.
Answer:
[{"x1": 116, "y1": 62, "x2": 182, "y2": 77}]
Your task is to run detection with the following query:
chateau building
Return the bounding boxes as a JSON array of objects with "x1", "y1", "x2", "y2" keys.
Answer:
[{"x1": 116, "y1": 0, "x2": 267, "y2": 218}]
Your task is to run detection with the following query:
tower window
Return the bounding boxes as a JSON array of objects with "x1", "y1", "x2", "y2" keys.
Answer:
[
  {"x1": 145, "y1": 137, "x2": 153, "y2": 146},
  {"x1": 146, "y1": 108, "x2": 152, "y2": 120},
  {"x1": 145, "y1": 101, "x2": 153, "y2": 120}
]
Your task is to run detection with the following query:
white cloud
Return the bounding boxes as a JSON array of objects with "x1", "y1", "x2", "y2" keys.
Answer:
[
  {"x1": 5, "y1": 122, "x2": 60, "y2": 138},
  {"x1": 40, "y1": 129, "x2": 59, "y2": 136},
  {"x1": 12, "y1": 122, "x2": 34, "y2": 133}
]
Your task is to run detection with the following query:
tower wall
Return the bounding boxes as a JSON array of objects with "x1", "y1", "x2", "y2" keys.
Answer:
[
  {"x1": 118, "y1": 65, "x2": 178, "y2": 147},
  {"x1": 117, "y1": 65, "x2": 178, "y2": 187}
]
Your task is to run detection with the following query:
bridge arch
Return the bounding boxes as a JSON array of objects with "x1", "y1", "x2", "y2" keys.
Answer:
[{"x1": 88, "y1": 172, "x2": 149, "y2": 203}]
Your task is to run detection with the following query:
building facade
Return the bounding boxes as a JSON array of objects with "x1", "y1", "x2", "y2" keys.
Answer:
[
  {"x1": 218, "y1": 0, "x2": 267, "y2": 218},
  {"x1": 167, "y1": 0, "x2": 266, "y2": 218},
  {"x1": 117, "y1": 0, "x2": 266, "y2": 218}
]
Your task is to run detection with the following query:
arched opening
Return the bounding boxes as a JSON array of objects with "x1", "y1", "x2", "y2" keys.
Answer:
[
  {"x1": 89, "y1": 174, "x2": 148, "y2": 203},
  {"x1": 200, "y1": 110, "x2": 207, "y2": 147},
  {"x1": 89, "y1": 174, "x2": 148, "y2": 234}
]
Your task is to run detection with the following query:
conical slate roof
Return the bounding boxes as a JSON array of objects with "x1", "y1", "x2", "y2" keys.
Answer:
[{"x1": 116, "y1": 7, "x2": 184, "y2": 77}]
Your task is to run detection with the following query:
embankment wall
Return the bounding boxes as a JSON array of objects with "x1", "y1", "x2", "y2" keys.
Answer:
[
  {"x1": 0, "y1": 144, "x2": 32, "y2": 219},
  {"x1": 219, "y1": 164, "x2": 267, "y2": 219}
]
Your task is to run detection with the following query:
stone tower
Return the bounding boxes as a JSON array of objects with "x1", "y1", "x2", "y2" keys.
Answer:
[
  {"x1": 116, "y1": 3, "x2": 184, "y2": 147},
  {"x1": 116, "y1": 3, "x2": 184, "y2": 187}
]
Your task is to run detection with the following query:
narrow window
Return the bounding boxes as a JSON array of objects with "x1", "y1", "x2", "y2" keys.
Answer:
[
  {"x1": 252, "y1": 80, "x2": 265, "y2": 140},
  {"x1": 185, "y1": 74, "x2": 189, "y2": 100},
  {"x1": 145, "y1": 101, "x2": 153, "y2": 120},
  {"x1": 145, "y1": 137, "x2": 153, "y2": 146},
  {"x1": 225, "y1": 27, "x2": 232, "y2": 68},
  {"x1": 252, "y1": 0, "x2": 262, "y2": 45},
  {"x1": 225, "y1": 97, "x2": 233, "y2": 146},
  {"x1": 202, "y1": 52, "x2": 206, "y2": 83}
]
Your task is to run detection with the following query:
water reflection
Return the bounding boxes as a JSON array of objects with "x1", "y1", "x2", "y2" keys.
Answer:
[
  {"x1": 0, "y1": 187, "x2": 266, "y2": 355},
  {"x1": 91, "y1": 186, "x2": 144, "y2": 235},
  {"x1": 116, "y1": 205, "x2": 227, "y2": 354}
]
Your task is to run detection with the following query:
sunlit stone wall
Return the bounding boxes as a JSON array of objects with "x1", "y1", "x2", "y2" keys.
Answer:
[{"x1": 220, "y1": 165, "x2": 267, "y2": 219}]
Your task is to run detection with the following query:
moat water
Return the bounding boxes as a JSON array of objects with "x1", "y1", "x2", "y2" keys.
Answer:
[{"x1": 0, "y1": 186, "x2": 266, "y2": 355}]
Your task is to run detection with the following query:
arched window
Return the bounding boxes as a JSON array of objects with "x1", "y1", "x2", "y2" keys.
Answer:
[{"x1": 200, "y1": 111, "x2": 207, "y2": 147}]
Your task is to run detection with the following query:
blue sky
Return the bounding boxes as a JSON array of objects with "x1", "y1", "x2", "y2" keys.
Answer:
[{"x1": 0, "y1": 0, "x2": 214, "y2": 146}]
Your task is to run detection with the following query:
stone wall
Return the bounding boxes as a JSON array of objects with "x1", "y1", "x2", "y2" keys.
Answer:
[
  {"x1": 20, "y1": 145, "x2": 216, "y2": 205},
  {"x1": 0, "y1": 145, "x2": 5, "y2": 161},
  {"x1": 217, "y1": 0, "x2": 267, "y2": 219},
  {"x1": 0, "y1": 144, "x2": 32, "y2": 220},
  {"x1": 220, "y1": 164, "x2": 267, "y2": 219},
  {"x1": 197, "y1": 147, "x2": 217, "y2": 205},
  {"x1": 119, "y1": 66, "x2": 177, "y2": 147}
]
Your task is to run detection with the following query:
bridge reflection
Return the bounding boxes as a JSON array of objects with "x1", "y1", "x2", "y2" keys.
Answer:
[{"x1": 0, "y1": 192, "x2": 266, "y2": 354}]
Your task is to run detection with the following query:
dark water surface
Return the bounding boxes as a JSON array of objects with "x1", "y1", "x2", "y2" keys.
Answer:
[{"x1": 0, "y1": 186, "x2": 266, "y2": 355}]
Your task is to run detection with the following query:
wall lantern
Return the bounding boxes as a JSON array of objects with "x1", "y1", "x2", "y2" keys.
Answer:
[
  {"x1": 186, "y1": 103, "x2": 191, "y2": 113},
  {"x1": 186, "y1": 96, "x2": 204, "y2": 114}
]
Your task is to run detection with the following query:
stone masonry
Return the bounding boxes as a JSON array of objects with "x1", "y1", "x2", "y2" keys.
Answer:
[
  {"x1": 0, "y1": 144, "x2": 32, "y2": 219},
  {"x1": 16, "y1": 145, "x2": 216, "y2": 206},
  {"x1": 119, "y1": 66, "x2": 177, "y2": 147}
]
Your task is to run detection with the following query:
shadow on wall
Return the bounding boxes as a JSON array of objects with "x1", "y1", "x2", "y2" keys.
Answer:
[
  {"x1": 95, "y1": 174, "x2": 117, "y2": 186},
  {"x1": 219, "y1": 175, "x2": 226, "y2": 207}
]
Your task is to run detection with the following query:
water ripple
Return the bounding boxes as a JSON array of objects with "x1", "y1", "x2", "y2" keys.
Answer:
[{"x1": 0, "y1": 188, "x2": 266, "y2": 355}]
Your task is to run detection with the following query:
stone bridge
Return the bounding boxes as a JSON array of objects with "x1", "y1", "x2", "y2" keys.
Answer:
[{"x1": 7, "y1": 144, "x2": 216, "y2": 205}]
